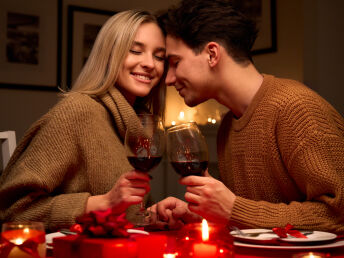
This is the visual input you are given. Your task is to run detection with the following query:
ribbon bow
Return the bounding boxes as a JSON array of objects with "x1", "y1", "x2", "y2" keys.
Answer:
[
  {"x1": 272, "y1": 223, "x2": 308, "y2": 238},
  {"x1": 70, "y1": 209, "x2": 133, "y2": 238},
  {"x1": 0, "y1": 234, "x2": 44, "y2": 258}
]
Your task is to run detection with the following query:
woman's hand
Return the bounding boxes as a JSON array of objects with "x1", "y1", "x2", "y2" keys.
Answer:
[
  {"x1": 86, "y1": 170, "x2": 151, "y2": 213},
  {"x1": 148, "y1": 196, "x2": 202, "y2": 230}
]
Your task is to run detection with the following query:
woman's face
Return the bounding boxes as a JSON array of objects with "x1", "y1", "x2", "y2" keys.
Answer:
[{"x1": 117, "y1": 22, "x2": 166, "y2": 105}]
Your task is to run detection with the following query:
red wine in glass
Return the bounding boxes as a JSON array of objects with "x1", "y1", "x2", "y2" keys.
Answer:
[
  {"x1": 167, "y1": 122, "x2": 209, "y2": 177},
  {"x1": 125, "y1": 114, "x2": 165, "y2": 227},
  {"x1": 127, "y1": 156, "x2": 162, "y2": 172},
  {"x1": 171, "y1": 160, "x2": 208, "y2": 177}
]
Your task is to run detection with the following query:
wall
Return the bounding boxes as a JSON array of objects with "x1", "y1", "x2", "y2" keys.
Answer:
[
  {"x1": 0, "y1": 0, "x2": 178, "y2": 141},
  {"x1": 254, "y1": 0, "x2": 304, "y2": 81},
  {"x1": 303, "y1": 0, "x2": 344, "y2": 115}
]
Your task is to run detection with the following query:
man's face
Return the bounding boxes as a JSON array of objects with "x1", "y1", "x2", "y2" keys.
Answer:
[{"x1": 165, "y1": 36, "x2": 211, "y2": 107}]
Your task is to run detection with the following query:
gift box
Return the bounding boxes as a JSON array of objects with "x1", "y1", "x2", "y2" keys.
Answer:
[{"x1": 53, "y1": 234, "x2": 167, "y2": 258}]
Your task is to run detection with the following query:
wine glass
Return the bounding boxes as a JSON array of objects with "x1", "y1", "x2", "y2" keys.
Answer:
[
  {"x1": 125, "y1": 114, "x2": 165, "y2": 226},
  {"x1": 166, "y1": 122, "x2": 209, "y2": 177},
  {"x1": 1, "y1": 221, "x2": 46, "y2": 258}
]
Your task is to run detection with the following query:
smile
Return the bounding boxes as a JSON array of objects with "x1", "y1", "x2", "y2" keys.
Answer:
[
  {"x1": 176, "y1": 86, "x2": 185, "y2": 96},
  {"x1": 131, "y1": 73, "x2": 153, "y2": 82},
  {"x1": 175, "y1": 86, "x2": 184, "y2": 93}
]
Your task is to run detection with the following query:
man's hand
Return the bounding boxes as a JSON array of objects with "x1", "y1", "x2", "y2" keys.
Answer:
[
  {"x1": 149, "y1": 197, "x2": 202, "y2": 230},
  {"x1": 180, "y1": 170, "x2": 236, "y2": 224}
]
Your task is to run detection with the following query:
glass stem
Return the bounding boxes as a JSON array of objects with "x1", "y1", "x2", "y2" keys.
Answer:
[{"x1": 140, "y1": 201, "x2": 145, "y2": 212}]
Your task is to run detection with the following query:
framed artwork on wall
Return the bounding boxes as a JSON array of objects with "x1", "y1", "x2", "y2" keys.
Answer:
[
  {"x1": 67, "y1": 6, "x2": 115, "y2": 88},
  {"x1": 0, "y1": 0, "x2": 61, "y2": 89},
  {"x1": 231, "y1": 0, "x2": 277, "y2": 55}
]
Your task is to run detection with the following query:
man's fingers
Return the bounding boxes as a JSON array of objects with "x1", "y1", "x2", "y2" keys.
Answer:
[
  {"x1": 172, "y1": 206, "x2": 188, "y2": 220},
  {"x1": 185, "y1": 191, "x2": 200, "y2": 205},
  {"x1": 156, "y1": 202, "x2": 171, "y2": 221},
  {"x1": 179, "y1": 176, "x2": 207, "y2": 186},
  {"x1": 186, "y1": 186, "x2": 202, "y2": 195}
]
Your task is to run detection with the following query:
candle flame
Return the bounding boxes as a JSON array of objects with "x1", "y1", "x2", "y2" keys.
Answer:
[
  {"x1": 13, "y1": 238, "x2": 24, "y2": 245},
  {"x1": 201, "y1": 219, "x2": 209, "y2": 241},
  {"x1": 23, "y1": 228, "x2": 30, "y2": 233}
]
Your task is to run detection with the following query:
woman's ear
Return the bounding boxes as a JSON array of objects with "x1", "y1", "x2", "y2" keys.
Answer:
[{"x1": 205, "y1": 42, "x2": 220, "y2": 67}]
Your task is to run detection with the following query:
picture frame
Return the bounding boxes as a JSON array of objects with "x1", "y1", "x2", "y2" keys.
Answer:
[
  {"x1": 0, "y1": 0, "x2": 62, "y2": 90},
  {"x1": 67, "y1": 6, "x2": 115, "y2": 88},
  {"x1": 232, "y1": 0, "x2": 277, "y2": 55}
]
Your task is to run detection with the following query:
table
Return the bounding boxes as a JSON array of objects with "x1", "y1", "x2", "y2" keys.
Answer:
[
  {"x1": 161, "y1": 231, "x2": 344, "y2": 257},
  {"x1": 234, "y1": 244, "x2": 344, "y2": 257},
  {"x1": 49, "y1": 231, "x2": 344, "y2": 258}
]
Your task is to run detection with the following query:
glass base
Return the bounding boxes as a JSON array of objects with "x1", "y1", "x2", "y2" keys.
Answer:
[{"x1": 132, "y1": 209, "x2": 151, "y2": 227}]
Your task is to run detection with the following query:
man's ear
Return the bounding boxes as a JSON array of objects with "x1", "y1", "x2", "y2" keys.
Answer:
[{"x1": 205, "y1": 42, "x2": 220, "y2": 68}]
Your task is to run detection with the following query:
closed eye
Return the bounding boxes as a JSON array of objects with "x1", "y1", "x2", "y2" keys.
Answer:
[
  {"x1": 154, "y1": 55, "x2": 165, "y2": 61},
  {"x1": 129, "y1": 50, "x2": 141, "y2": 54},
  {"x1": 169, "y1": 60, "x2": 179, "y2": 67}
]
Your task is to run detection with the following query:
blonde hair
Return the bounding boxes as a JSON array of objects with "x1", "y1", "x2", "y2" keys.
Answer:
[{"x1": 68, "y1": 10, "x2": 166, "y2": 117}]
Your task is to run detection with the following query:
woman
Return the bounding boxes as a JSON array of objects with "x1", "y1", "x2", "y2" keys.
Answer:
[{"x1": 0, "y1": 10, "x2": 166, "y2": 231}]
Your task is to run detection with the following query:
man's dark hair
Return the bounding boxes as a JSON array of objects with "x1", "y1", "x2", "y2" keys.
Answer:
[{"x1": 158, "y1": 0, "x2": 258, "y2": 64}]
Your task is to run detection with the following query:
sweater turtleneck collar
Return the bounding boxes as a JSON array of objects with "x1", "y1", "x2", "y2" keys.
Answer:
[{"x1": 98, "y1": 87, "x2": 142, "y2": 140}]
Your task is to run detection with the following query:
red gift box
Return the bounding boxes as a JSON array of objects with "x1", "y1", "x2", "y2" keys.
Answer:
[{"x1": 53, "y1": 234, "x2": 167, "y2": 258}]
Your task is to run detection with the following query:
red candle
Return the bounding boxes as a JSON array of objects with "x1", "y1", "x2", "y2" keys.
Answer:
[
  {"x1": 1, "y1": 227, "x2": 46, "y2": 258},
  {"x1": 192, "y1": 219, "x2": 217, "y2": 258}
]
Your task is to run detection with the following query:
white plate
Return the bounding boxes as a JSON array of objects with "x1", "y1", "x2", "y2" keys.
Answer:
[
  {"x1": 230, "y1": 228, "x2": 279, "y2": 243},
  {"x1": 279, "y1": 231, "x2": 337, "y2": 243},
  {"x1": 46, "y1": 232, "x2": 66, "y2": 249},
  {"x1": 46, "y1": 232, "x2": 66, "y2": 245},
  {"x1": 234, "y1": 240, "x2": 344, "y2": 250},
  {"x1": 127, "y1": 229, "x2": 150, "y2": 235}
]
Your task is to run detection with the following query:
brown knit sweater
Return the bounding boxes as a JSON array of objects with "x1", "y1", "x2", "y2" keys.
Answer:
[
  {"x1": 217, "y1": 74, "x2": 344, "y2": 234},
  {"x1": 0, "y1": 87, "x2": 142, "y2": 232}
]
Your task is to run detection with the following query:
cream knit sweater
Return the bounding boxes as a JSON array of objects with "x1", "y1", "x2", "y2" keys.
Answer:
[
  {"x1": 218, "y1": 74, "x2": 344, "y2": 234},
  {"x1": 0, "y1": 87, "x2": 142, "y2": 231}
]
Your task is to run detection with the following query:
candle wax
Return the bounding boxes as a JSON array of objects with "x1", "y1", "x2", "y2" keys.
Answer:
[{"x1": 193, "y1": 242, "x2": 217, "y2": 258}]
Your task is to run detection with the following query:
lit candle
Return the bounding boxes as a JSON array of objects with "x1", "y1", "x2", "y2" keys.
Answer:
[
  {"x1": 192, "y1": 219, "x2": 217, "y2": 258},
  {"x1": 2, "y1": 226, "x2": 46, "y2": 258}
]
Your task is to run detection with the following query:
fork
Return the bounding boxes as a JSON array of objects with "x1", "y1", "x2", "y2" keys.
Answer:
[
  {"x1": 230, "y1": 226, "x2": 272, "y2": 237},
  {"x1": 230, "y1": 226, "x2": 313, "y2": 238}
]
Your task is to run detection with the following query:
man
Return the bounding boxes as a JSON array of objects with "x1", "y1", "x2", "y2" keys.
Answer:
[{"x1": 150, "y1": 0, "x2": 344, "y2": 234}]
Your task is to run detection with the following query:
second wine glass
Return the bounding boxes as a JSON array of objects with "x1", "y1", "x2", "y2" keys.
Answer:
[
  {"x1": 166, "y1": 122, "x2": 209, "y2": 177},
  {"x1": 125, "y1": 114, "x2": 165, "y2": 226}
]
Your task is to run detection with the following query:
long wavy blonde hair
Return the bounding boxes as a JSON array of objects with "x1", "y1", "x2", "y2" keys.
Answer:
[{"x1": 68, "y1": 10, "x2": 166, "y2": 117}]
